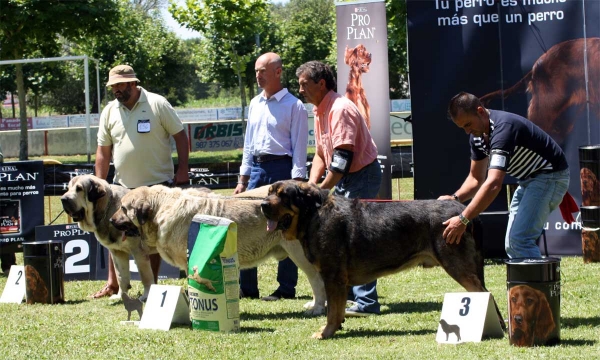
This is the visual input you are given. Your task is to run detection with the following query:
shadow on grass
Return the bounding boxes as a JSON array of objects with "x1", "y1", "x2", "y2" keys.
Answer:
[
  {"x1": 558, "y1": 339, "x2": 597, "y2": 346},
  {"x1": 61, "y1": 299, "x2": 89, "y2": 305},
  {"x1": 334, "y1": 328, "x2": 436, "y2": 339},
  {"x1": 384, "y1": 301, "x2": 441, "y2": 314},
  {"x1": 561, "y1": 316, "x2": 600, "y2": 328},
  {"x1": 241, "y1": 310, "x2": 321, "y2": 321}
]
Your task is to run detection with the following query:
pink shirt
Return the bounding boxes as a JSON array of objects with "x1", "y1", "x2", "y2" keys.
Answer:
[{"x1": 313, "y1": 90, "x2": 378, "y2": 173}]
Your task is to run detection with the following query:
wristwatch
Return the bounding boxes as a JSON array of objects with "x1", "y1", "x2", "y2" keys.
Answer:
[
  {"x1": 458, "y1": 214, "x2": 470, "y2": 226},
  {"x1": 451, "y1": 194, "x2": 460, "y2": 202}
]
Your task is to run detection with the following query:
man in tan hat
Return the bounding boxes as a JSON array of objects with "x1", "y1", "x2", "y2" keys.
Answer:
[{"x1": 91, "y1": 64, "x2": 190, "y2": 299}]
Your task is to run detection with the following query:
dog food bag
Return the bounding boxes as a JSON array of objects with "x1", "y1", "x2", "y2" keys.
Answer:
[{"x1": 188, "y1": 214, "x2": 240, "y2": 332}]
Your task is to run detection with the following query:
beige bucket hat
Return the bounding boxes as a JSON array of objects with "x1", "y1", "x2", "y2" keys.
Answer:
[{"x1": 106, "y1": 65, "x2": 140, "y2": 86}]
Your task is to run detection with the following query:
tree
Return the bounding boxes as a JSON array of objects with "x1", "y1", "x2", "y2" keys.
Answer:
[
  {"x1": 0, "y1": 0, "x2": 119, "y2": 160},
  {"x1": 386, "y1": 0, "x2": 409, "y2": 99},
  {"x1": 61, "y1": 0, "x2": 199, "y2": 108},
  {"x1": 171, "y1": 0, "x2": 270, "y2": 123},
  {"x1": 272, "y1": 0, "x2": 336, "y2": 97}
]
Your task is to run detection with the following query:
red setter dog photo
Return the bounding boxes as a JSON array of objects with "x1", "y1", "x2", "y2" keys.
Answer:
[
  {"x1": 480, "y1": 37, "x2": 600, "y2": 143},
  {"x1": 508, "y1": 285, "x2": 556, "y2": 346},
  {"x1": 581, "y1": 229, "x2": 600, "y2": 263},
  {"x1": 344, "y1": 44, "x2": 372, "y2": 129},
  {"x1": 580, "y1": 167, "x2": 600, "y2": 206}
]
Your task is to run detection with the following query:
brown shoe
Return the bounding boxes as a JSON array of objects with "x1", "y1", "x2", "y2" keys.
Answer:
[{"x1": 89, "y1": 283, "x2": 119, "y2": 299}]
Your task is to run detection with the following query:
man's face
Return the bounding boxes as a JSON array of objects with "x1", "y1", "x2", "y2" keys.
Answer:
[
  {"x1": 255, "y1": 59, "x2": 280, "y2": 91},
  {"x1": 452, "y1": 108, "x2": 488, "y2": 137},
  {"x1": 111, "y1": 82, "x2": 134, "y2": 103},
  {"x1": 298, "y1": 73, "x2": 324, "y2": 106}
]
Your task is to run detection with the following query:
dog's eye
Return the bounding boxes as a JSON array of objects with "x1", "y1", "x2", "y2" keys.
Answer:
[
  {"x1": 76, "y1": 184, "x2": 83, "y2": 192},
  {"x1": 511, "y1": 296, "x2": 516, "y2": 303},
  {"x1": 526, "y1": 298, "x2": 534, "y2": 305},
  {"x1": 121, "y1": 206, "x2": 127, "y2": 213}
]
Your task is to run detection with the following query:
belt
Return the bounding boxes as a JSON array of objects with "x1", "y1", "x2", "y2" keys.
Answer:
[{"x1": 253, "y1": 154, "x2": 290, "y2": 163}]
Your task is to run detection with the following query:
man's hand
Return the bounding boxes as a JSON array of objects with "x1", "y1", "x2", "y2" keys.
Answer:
[
  {"x1": 437, "y1": 195, "x2": 455, "y2": 201},
  {"x1": 233, "y1": 183, "x2": 246, "y2": 195},
  {"x1": 442, "y1": 216, "x2": 467, "y2": 245},
  {"x1": 174, "y1": 167, "x2": 189, "y2": 185}
]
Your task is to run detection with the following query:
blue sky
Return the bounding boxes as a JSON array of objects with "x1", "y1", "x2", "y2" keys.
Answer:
[{"x1": 161, "y1": 0, "x2": 200, "y2": 40}]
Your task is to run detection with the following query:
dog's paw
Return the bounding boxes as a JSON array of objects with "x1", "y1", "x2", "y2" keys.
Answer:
[
  {"x1": 109, "y1": 293, "x2": 121, "y2": 301},
  {"x1": 303, "y1": 300, "x2": 315, "y2": 309},
  {"x1": 311, "y1": 331, "x2": 324, "y2": 340},
  {"x1": 303, "y1": 303, "x2": 326, "y2": 316}
]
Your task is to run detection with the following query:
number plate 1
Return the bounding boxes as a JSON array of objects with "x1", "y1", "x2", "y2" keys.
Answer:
[{"x1": 139, "y1": 285, "x2": 190, "y2": 331}]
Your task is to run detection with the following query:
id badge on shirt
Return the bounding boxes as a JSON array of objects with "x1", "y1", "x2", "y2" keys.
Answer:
[{"x1": 137, "y1": 119, "x2": 150, "y2": 133}]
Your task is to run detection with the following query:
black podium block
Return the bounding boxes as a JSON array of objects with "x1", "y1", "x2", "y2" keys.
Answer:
[
  {"x1": 479, "y1": 211, "x2": 509, "y2": 259},
  {"x1": 23, "y1": 240, "x2": 65, "y2": 304}
]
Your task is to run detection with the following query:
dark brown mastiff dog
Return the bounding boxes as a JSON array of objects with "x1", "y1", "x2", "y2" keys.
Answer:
[{"x1": 261, "y1": 180, "x2": 506, "y2": 339}]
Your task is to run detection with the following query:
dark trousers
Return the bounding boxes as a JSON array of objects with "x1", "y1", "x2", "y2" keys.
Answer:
[{"x1": 239, "y1": 157, "x2": 298, "y2": 297}]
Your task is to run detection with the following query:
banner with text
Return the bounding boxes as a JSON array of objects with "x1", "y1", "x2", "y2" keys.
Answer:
[
  {"x1": 336, "y1": 0, "x2": 392, "y2": 199},
  {"x1": 0, "y1": 161, "x2": 45, "y2": 252},
  {"x1": 407, "y1": 0, "x2": 600, "y2": 255}
]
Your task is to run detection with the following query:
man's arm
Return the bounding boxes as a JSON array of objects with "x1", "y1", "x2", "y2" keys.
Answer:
[
  {"x1": 95, "y1": 145, "x2": 113, "y2": 179},
  {"x1": 317, "y1": 144, "x2": 354, "y2": 190},
  {"x1": 290, "y1": 102, "x2": 309, "y2": 181},
  {"x1": 308, "y1": 151, "x2": 327, "y2": 186},
  {"x1": 438, "y1": 158, "x2": 488, "y2": 202},
  {"x1": 443, "y1": 168, "x2": 506, "y2": 244},
  {"x1": 172, "y1": 130, "x2": 189, "y2": 185}
]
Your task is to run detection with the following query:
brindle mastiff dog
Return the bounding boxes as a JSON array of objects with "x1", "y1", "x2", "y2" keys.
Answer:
[{"x1": 261, "y1": 180, "x2": 506, "y2": 339}]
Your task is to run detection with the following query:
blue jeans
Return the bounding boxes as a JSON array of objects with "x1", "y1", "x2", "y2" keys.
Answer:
[
  {"x1": 505, "y1": 168, "x2": 570, "y2": 258},
  {"x1": 335, "y1": 160, "x2": 382, "y2": 314},
  {"x1": 239, "y1": 157, "x2": 298, "y2": 297}
]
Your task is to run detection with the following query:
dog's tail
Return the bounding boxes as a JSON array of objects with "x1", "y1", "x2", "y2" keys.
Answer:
[{"x1": 479, "y1": 70, "x2": 533, "y2": 105}]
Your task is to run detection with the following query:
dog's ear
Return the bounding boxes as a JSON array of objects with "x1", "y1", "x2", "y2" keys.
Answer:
[
  {"x1": 533, "y1": 289, "x2": 555, "y2": 339},
  {"x1": 86, "y1": 178, "x2": 107, "y2": 202},
  {"x1": 344, "y1": 45, "x2": 352, "y2": 63},
  {"x1": 295, "y1": 182, "x2": 323, "y2": 210},
  {"x1": 135, "y1": 200, "x2": 153, "y2": 225}
]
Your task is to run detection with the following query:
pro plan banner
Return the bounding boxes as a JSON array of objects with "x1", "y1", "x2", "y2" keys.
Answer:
[
  {"x1": 0, "y1": 161, "x2": 44, "y2": 252},
  {"x1": 407, "y1": 0, "x2": 600, "y2": 255},
  {"x1": 336, "y1": 0, "x2": 392, "y2": 199}
]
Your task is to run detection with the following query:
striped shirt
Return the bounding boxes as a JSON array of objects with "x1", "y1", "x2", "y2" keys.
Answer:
[{"x1": 470, "y1": 110, "x2": 568, "y2": 180}]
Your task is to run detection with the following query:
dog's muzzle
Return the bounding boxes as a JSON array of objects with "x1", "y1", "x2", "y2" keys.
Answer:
[
  {"x1": 60, "y1": 198, "x2": 86, "y2": 222},
  {"x1": 261, "y1": 201, "x2": 293, "y2": 232},
  {"x1": 109, "y1": 218, "x2": 141, "y2": 237}
]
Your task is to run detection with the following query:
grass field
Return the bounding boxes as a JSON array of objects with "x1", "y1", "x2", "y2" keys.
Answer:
[
  {"x1": 1, "y1": 153, "x2": 599, "y2": 358},
  {"x1": 1, "y1": 256, "x2": 599, "y2": 359}
]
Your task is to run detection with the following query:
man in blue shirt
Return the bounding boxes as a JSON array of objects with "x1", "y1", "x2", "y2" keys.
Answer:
[
  {"x1": 234, "y1": 52, "x2": 309, "y2": 300},
  {"x1": 440, "y1": 92, "x2": 569, "y2": 258}
]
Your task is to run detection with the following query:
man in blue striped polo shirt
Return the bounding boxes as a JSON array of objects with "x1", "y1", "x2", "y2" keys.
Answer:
[{"x1": 440, "y1": 91, "x2": 569, "y2": 259}]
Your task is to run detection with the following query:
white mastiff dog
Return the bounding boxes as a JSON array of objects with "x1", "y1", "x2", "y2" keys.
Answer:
[{"x1": 109, "y1": 184, "x2": 326, "y2": 315}]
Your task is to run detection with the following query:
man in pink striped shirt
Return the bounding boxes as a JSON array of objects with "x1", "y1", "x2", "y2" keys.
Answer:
[{"x1": 296, "y1": 61, "x2": 382, "y2": 317}]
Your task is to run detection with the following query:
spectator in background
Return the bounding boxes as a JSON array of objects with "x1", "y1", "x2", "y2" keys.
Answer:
[
  {"x1": 234, "y1": 52, "x2": 308, "y2": 301},
  {"x1": 296, "y1": 60, "x2": 382, "y2": 317},
  {"x1": 91, "y1": 64, "x2": 189, "y2": 298}
]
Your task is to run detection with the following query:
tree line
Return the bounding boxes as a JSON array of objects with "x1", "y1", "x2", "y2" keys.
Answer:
[{"x1": 0, "y1": 0, "x2": 407, "y2": 160}]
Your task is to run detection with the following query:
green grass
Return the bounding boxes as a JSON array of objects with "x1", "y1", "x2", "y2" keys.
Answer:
[
  {"x1": 1, "y1": 256, "x2": 598, "y2": 359},
  {"x1": 2, "y1": 154, "x2": 598, "y2": 358}
]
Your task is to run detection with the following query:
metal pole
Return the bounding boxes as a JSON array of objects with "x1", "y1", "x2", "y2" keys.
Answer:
[
  {"x1": 84, "y1": 56, "x2": 91, "y2": 163},
  {"x1": 95, "y1": 60, "x2": 101, "y2": 116}
]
